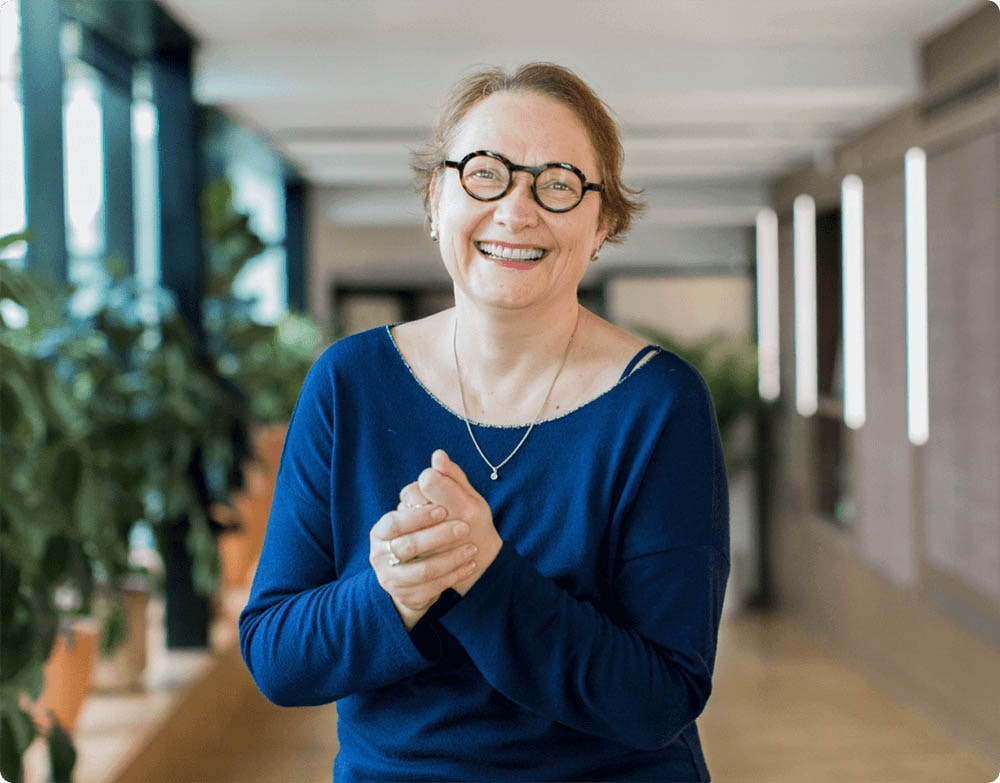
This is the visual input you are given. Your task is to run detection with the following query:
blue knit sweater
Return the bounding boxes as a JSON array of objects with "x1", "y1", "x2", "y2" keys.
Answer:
[{"x1": 239, "y1": 325, "x2": 730, "y2": 782}]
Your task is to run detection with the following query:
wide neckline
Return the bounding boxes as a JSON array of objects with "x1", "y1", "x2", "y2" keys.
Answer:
[{"x1": 384, "y1": 324, "x2": 660, "y2": 431}]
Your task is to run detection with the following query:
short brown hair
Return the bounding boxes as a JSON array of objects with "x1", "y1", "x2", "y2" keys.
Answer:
[{"x1": 411, "y1": 62, "x2": 643, "y2": 244}]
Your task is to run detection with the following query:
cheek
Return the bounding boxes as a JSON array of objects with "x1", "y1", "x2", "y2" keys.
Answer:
[{"x1": 438, "y1": 192, "x2": 487, "y2": 238}]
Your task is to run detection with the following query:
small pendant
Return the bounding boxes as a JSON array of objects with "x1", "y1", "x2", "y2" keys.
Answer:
[{"x1": 490, "y1": 470, "x2": 499, "y2": 481}]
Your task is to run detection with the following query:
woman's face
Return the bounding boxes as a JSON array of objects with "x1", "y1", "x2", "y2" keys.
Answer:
[{"x1": 431, "y1": 90, "x2": 608, "y2": 314}]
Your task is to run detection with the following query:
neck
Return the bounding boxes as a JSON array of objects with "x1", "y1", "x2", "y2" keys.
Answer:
[
  {"x1": 451, "y1": 298, "x2": 582, "y2": 423},
  {"x1": 452, "y1": 296, "x2": 581, "y2": 380}
]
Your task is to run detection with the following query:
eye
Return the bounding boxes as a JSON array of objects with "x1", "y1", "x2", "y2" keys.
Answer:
[
  {"x1": 465, "y1": 159, "x2": 506, "y2": 181},
  {"x1": 538, "y1": 168, "x2": 582, "y2": 195}
]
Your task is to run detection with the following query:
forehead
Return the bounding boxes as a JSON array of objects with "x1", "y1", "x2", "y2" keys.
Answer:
[{"x1": 449, "y1": 91, "x2": 598, "y2": 174}]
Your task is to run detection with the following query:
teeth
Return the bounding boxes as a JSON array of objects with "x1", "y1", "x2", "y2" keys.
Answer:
[{"x1": 476, "y1": 242, "x2": 544, "y2": 262}]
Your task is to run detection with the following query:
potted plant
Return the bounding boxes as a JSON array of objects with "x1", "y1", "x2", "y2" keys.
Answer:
[
  {"x1": 199, "y1": 179, "x2": 321, "y2": 586},
  {"x1": 0, "y1": 236, "x2": 250, "y2": 781},
  {"x1": 1, "y1": 233, "x2": 103, "y2": 782}
]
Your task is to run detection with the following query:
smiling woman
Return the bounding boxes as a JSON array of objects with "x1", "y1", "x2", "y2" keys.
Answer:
[{"x1": 239, "y1": 62, "x2": 730, "y2": 783}]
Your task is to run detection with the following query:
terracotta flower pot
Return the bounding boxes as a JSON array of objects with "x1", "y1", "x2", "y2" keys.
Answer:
[
  {"x1": 217, "y1": 511, "x2": 255, "y2": 589},
  {"x1": 251, "y1": 422, "x2": 287, "y2": 480},
  {"x1": 93, "y1": 583, "x2": 151, "y2": 691},
  {"x1": 34, "y1": 617, "x2": 100, "y2": 735}
]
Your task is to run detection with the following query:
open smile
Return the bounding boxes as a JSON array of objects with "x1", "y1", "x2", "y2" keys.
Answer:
[{"x1": 475, "y1": 241, "x2": 547, "y2": 265}]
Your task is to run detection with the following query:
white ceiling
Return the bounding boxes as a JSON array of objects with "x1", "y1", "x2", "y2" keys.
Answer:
[{"x1": 159, "y1": 0, "x2": 982, "y2": 260}]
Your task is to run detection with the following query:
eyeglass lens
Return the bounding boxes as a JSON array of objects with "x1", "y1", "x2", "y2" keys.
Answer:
[{"x1": 460, "y1": 154, "x2": 585, "y2": 211}]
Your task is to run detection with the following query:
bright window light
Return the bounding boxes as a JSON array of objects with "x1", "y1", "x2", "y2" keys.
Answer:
[
  {"x1": 64, "y1": 72, "x2": 105, "y2": 260},
  {"x1": 905, "y1": 147, "x2": 929, "y2": 445},
  {"x1": 0, "y1": 0, "x2": 26, "y2": 261},
  {"x1": 841, "y1": 175, "x2": 866, "y2": 429},
  {"x1": 132, "y1": 97, "x2": 160, "y2": 287},
  {"x1": 793, "y1": 194, "x2": 817, "y2": 417},
  {"x1": 755, "y1": 208, "x2": 780, "y2": 401}
]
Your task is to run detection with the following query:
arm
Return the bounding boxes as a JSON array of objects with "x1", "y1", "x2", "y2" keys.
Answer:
[
  {"x1": 439, "y1": 369, "x2": 730, "y2": 749},
  {"x1": 238, "y1": 354, "x2": 436, "y2": 707}
]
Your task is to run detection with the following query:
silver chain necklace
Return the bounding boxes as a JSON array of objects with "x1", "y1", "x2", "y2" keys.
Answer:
[{"x1": 452, "y1": 310, "x2": 579, "y2": 481}]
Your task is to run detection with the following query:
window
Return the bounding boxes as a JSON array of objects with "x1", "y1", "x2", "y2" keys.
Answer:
[
  {"x1": 229, "y1": 163, "x2": 286, "y2": 323},
  {"x1": 0, "y1": 0, "x2": 26, "y2": 263},
  {"x1": 63, "y1": 57, "x2": 107, "y2": 312}
]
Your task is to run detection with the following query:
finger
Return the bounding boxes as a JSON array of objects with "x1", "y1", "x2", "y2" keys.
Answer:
[
  {"x1": 371, "y1": 504, "x2": 445, "y2": 542},
  {"x1": 389, "y1": 518, "x2": 471, "y2": 562},
  {"x1": 389, "y1": 543, "x2": 479, "y2": 594},
  {"x1": 431, "y1": 449, "x2": 472, "y2": 490},
  {"x1": 397, "y1": 481, "x2": 431, "y2": 510},
  {"x1": 387, "y1": 555, "x2": 479, "y2": 618},
  {"x1": 423, "y1": 555, "x2": 479, "y2": 597},
  {"x1": 417, "y1": 464, "x2": 475, "y2": 518}
]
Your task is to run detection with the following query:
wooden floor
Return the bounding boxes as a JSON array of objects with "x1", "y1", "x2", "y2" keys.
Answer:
[{"x1": 203, "y1": 612, "x2": 995, "y2": 783}]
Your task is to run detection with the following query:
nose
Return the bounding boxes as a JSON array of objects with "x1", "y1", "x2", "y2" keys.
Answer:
[{"x1": 492, "y1": 172, "x2": 539, "y2": 230}]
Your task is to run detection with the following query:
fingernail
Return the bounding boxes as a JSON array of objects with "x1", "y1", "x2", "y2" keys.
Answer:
[
  {"x1": 433, "y1": 507, "x2": 447, "y2": 521},
  {"x1": 453, "y1": 521, "x2": 469, "y2": 537},
  {"x1": 463, "y1": 545, "x2": 478, "y2": 558},
  {"x1": 463, "y1": 560, "x2": 477, "y2": 573}
]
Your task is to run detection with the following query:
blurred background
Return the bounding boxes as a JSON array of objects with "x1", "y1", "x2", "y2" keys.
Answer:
[{"x1": 0, "y1": 1, "x2": 997, "y2": 781}]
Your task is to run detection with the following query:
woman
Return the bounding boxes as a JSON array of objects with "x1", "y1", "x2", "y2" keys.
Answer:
[{"x1": 239, "y1": 62, "x2": 729, "y2": 782}]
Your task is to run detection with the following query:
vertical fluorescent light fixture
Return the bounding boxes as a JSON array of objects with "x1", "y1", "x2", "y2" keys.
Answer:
[
  {"x1": 793, "y1": 194, "x2": 818, "y2": 416},
  {"x1": 132, "y1": 63, "x2": 160, "y2": 289},
  {"x1": 905, "y1": 147, "x2": 929, "y2": 445},
  {"x1": 841, "y1": 175, "x2": 866, "y2": 429},
  {"x1": 755, "y1": 208, "x2": 780, "y2": 401}
]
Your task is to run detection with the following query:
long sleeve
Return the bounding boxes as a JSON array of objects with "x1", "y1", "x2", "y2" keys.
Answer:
[
  {"x1": 238, "y1": 348, "x2": 435, "y2": 707},
  {"x1": 439, "y1": 362, "x2": 729, "y2": 750}
]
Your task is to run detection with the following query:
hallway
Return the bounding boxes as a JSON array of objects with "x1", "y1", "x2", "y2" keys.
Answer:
[{"x1": 200, "y1": 612, "x2": 994, "y2": 783}]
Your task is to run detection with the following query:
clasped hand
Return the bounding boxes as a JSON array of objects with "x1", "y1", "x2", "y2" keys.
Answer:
[{"x1": 369, "y1": 449, "x2": 502, "y2": 630}]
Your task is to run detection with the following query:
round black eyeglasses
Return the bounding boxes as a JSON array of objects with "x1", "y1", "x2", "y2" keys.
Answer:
[{"x1": 442, "y1": 150, "x2": 604, "y2": 213}]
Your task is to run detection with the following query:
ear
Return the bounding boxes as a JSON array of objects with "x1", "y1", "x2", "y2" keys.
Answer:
[
  {"x1": 428, "y1": 169, "x2": 442, "y2": 229},
  {"x1": 591, "y1": 218, "x2": 610, "y2": 258}
]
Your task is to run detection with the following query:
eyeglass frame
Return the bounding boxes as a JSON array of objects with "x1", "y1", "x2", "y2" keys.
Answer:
[{"x1": 441, "y1": 150, "x2": 605, "y2": 213}]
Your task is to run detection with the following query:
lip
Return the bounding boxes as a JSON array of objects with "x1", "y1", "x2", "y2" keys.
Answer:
[{"x1": 475, "y1": 240, "x2": 547, "y2": 270}]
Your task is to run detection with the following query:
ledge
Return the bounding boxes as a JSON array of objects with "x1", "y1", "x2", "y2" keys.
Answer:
[{"x1": 23, "y1": 590, "x2": 256, "y2": 783}]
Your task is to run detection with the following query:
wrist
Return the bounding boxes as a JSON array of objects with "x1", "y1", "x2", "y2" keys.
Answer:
[
  {"x1": 453, "y1": 536, "x2": 503, "y2": 596},
  {"x1": 393, "y1": 596, "x2": 433, "y2": 632}
]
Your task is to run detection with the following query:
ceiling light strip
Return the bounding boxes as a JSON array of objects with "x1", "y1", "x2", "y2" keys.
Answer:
[
  {"x1": 905, "y1": 147, "x2": 929, "y2": 446},
  {"x1": 793, "y1": 194, "x2": 817, "y2": 417},
  {"x1": 841, "y1": 175, "x2": 866, "y2": 429},
  {"x1": 755, "y1": 208, "x2": 780, "y2": 401}
]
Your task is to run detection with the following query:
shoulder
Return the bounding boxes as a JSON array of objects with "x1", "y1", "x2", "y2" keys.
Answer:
[
  {"x1": 643, "y1": 348, "x2": 709, "y2": 393},
  {"x1": 310, "y1": 325, "x2": 395, "y2": 373},
  {"x1": 295, "y1": 326, "x2": 398, "y2": 401},
  {"x1": 648, "y1": 349, "x2": 715, "y2": 411},
  {"x1": 576, "y1": 311, "x2": 708, "y2": 398}
]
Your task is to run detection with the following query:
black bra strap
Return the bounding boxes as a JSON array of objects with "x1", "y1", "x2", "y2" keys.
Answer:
[{"x1": 618, "y1": 345, "x2": 661, "y2": 381}]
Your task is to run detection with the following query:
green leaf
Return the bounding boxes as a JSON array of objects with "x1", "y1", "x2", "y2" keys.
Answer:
[
  {"x1": 47, "y1": 718, "x2": 77, "y2": 783},
  {"x1": 100, "y1": 595, "x2": 127, "y2": 657},
  {"x1": 186, "y1": 514, "x2": 219, "y2": 596},
  {"x1": 40, "y1": 534, "x2": 72, "y2": 585},
  {"x1": 0, "y1": 229, "x2": 30, "y2": 253},
  {"x1": 0, "y1": 612, "x2": 38, "y2": 688},
  {"x1": 0, "y1": 704, "x2": 36, "y2": 783},
  {"x1": 0, "y1": 361, "x2": 48, "y2": 448},
  {"x1": 49, "y1": 445, "x2": 83, "y2": 511}
]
